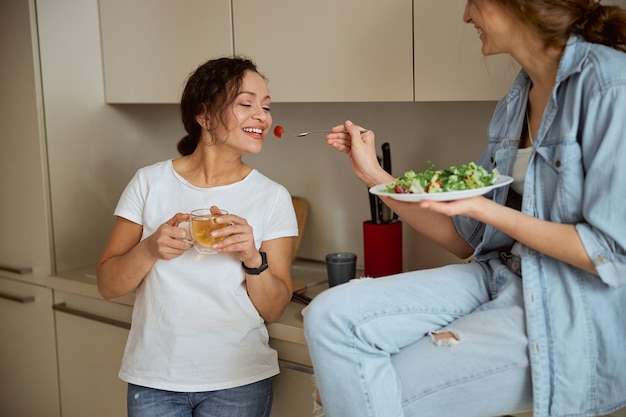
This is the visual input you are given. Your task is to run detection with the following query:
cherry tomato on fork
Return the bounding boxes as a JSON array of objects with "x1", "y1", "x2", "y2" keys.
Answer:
[{"x1": 273, "y1": 125, "x2": 284, "y2": 139}]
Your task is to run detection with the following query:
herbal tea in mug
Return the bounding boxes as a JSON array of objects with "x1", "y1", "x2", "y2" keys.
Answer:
[{"x1": 189, "y1": 209, "x2": 228, "y2": 254}]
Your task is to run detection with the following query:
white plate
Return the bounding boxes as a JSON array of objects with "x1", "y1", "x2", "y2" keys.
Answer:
[{"x1": 369, "y1": 175, "x2": 514, "y2": 202}]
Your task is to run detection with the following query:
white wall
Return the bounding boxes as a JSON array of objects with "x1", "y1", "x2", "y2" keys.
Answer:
[{"x1": 35, "y1": 0, "x2": 499, "y2": 273}]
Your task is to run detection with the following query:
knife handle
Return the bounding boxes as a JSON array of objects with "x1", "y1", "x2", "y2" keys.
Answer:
[
  {"x1": 382, "y1": 142, "x2": 392, "y2": 174},
  {"x1": 381, "y1": 143, "x2": 394, "y2": 223},
  {"x1": 292, "y1": 292, "x2": 312, "y2": 305}
]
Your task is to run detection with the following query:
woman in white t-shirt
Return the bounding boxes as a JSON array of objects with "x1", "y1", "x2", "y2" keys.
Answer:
[{"x1": 97, "y1": 57, "x2": 298, "y2": 417}]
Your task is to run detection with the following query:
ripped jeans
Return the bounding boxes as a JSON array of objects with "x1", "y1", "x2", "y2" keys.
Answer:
[{"x1": 303, "y1": 260, "x2": 532, "y2": 417}]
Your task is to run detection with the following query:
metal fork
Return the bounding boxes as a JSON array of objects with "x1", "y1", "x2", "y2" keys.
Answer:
[{"x1": 295, "y1": 129, "x2": 368, "y2": 137}]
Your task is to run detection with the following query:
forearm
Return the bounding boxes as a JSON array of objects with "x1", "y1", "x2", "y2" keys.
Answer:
[
  {"x1": 474, "y1": 199, "x2": 597, "y2": 274},
  {"x1": 382, "y1": 196, "x2": 474, "y2": 258},
  {"x1": 96, "y1": 239, "x2": 156, "y2": 299},
  {"x1": 245, "y1": 270, "x2": 292, "y2": 323},
  {"x1": 243, "y1": 241, "x2": 294, "y2": 323}
]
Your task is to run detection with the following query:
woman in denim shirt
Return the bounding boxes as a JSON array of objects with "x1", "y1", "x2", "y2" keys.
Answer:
[{"x1": 303, "y1": 1, "x2": 626, "y2": 416}]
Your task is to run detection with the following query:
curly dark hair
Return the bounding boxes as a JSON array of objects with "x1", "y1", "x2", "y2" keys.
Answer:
[
  {"x1": 177, "y1": 56, "x2": 265, "y2": 156},
  {"x1": 498, "y1": 0, "x2": 626, "y2": 52}
]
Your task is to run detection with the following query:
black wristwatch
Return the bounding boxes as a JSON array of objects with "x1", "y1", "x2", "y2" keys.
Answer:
[{"x1": 242, "y1": 251, "x2": 268, "y2": 275}]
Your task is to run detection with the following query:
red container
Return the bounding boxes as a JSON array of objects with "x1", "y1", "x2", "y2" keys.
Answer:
[{"x1": 363, "y1": 221, "x2": 403, "y2": 277}]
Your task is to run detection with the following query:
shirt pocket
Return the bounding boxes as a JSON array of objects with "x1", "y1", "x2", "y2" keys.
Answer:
[{"x1": 534, "y1": 140, "x2": 584, "y2": 223}]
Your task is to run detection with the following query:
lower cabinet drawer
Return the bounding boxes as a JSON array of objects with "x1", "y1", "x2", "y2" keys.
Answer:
[
  {"x1": 53, "y1": 291, "x2": 131, "y2": 417},
  {"x1": 271, "y1": 364, "x2": 315, "y2": 417},
  {"x1": 0, "y1": 277, "x2": 60, "y2": 417},
  {"x1": 270, "y1": 335, "x2": 316, "y2": 417}
]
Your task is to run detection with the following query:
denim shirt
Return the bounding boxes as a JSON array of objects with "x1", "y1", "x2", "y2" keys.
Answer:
[{"x1": 453, "y1": 36, "x2": 626, "y2": 417}]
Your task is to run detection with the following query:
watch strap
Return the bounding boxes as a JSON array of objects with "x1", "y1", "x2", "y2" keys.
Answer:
[{"x1": 242, "y1": 251, "x2": 268, "y2": 275}]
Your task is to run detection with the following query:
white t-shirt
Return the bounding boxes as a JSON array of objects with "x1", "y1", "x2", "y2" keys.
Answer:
[
  {"x1": 511, "y1": 146, "x2": 532, "y2": 195},
  {"x1": 511, "y1": 146, "x2": 532, "y2": 257},
  {"x1": 114, "y1": 160, "x2": 298, "y2": 392}
]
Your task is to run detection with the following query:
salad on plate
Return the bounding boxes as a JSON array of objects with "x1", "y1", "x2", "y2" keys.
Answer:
[
  {"x1": 385, "y1": 162, "x2": 499, "y2": 194},
  {"x1": 369, "y1": 162, "x2": 512, "y2": 202}
]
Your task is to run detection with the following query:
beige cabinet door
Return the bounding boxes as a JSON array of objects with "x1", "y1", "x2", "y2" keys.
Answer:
[
  {"x1": 0, "y1": 0, "x2": 53, "y2": 284},
  {"x1": 98, "y1": 0, "x2": 233, "y2": 103},
  {"x1": 413, "y1": 1, "x2": 519, "y2": 101},
  {"x1": 0, "y1": 278, "x2": 60, "y2": 417},
  {"x1": 54, "y1": 291, "x2": 132, "y2": 417},
  {"x1": 271, "y1": 365, "x2": 315, "y2": 417},
  {"x1": 233, "y1": 0, "x2": 414, "y2": 102}
]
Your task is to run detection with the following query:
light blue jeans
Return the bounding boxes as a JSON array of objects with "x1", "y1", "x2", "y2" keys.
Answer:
[
  {"x1": 127, "y1": 378, "x2": 272, "y2": 417},
  {"x1": 303, "y1": 261, "x2": 533, "y2": 417}
]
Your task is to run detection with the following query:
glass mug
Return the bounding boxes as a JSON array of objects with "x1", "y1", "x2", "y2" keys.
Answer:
[{"x1": 186, "y1": 208, "x2": 229, "y2": 254}]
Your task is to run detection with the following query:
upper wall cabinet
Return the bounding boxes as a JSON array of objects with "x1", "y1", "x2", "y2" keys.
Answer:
[
  {"x1": 413, "y1": 2, "x2": 519, "y2": 101},
  {"x1": 98, "y1": 0, "x2": 519, "y2": 103},
  {"x1": 232, "y1": 0, "x2": 414, "y2": 102},
  {"x1": 98, "y1": 0, "x2": 233, "y2": 103}
]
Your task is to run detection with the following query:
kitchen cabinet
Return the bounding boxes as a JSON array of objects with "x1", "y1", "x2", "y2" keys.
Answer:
[
  {"x1": 98, "y1": 0, "x2": 412, "y2": 103},
  {"x1": 268, "y1": 262, "x2": 325, "y2": 416},
  {"x1": 270, "y1": 334, "x2": 316, "y2": 417},
  {"x1": 413, "y1": 1, "x2": 519, "y2": 101},
  {"x1": 98, "y1": 0, "x2": 233, "y2": 103},
  {"x1": 98, "y1": 0, "x2": 515, "y2": 103},
  {"x1": 53, "y1": 290, "x2": 131, "y2": 417},
  {"x1": 233, "y1": 0, "x2": 414, "y2": 102},
  {"x1": 0, "y1": 277, "x2": 60, "y2": 417},
  {"x1": 235, "y1": 0, "x2": 516, "y2": 101},
  {"x1": 0, "y1": 0, "x2": 54, "y2": 285},
  {"x1": 0, "y1": 1, "x2": 59, "y2": 414},
  {"x1": 0, "y1": 1, "x2": 59, "y2": 412},
  {"x1": 271, "y1": 362, "x2": 315, "y2": 417}
]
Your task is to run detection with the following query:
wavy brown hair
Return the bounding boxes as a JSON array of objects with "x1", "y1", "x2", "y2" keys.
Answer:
[
  {"x1": 177, "y1": 56, "x2": 264, "y2": 156},
  {"x1": 499, "y1": 0, "x2": 626, "y2": 52}
]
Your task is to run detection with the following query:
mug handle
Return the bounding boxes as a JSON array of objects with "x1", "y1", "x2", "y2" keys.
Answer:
[{"x1": 177, "y1": 220, "x2": 194, "y2": 245}]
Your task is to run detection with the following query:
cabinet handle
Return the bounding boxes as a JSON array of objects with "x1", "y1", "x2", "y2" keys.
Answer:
[
  {"x1": 0, "y1": 291, "x2": 36, "y2": 304},
  {"x1": 278, "y1": 359, "x2": 314, "y2": 374},
  {"x1": 0, "y1": 264, "x2": 33, "y2": 275},
  {"x1": 53, "y1": 302, "x2": 131, "y2": 330}
]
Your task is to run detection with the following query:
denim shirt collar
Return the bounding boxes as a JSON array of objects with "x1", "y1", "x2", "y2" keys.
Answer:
[
  {"x1": 556, "y1": 35, "x2": 590, "y2": 84},
  {"x1": 501, "y1": 36, "x2": 589, "y2": 141},
  {"x1": 460, "y1": 36, "x2": 591, "y2": 258}
]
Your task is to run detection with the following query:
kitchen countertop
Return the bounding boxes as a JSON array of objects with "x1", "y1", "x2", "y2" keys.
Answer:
[
  {"x1": 46, "y1": 266, "x2": 136, "y2": 306},
  {"x1": 266, "y1": 260, "x2": 330, "y2": 345}
]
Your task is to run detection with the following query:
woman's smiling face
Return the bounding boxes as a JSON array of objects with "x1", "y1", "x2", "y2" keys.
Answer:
[
  {"x1": 209, "y1": 70, "x2": 272, "y2": 154},
  {"x1": 463, "y1": 0, "x2": 523, "y2": 57},
  {"x1": 230, "y1": 70, "x2": 272, "y2": 144}
]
